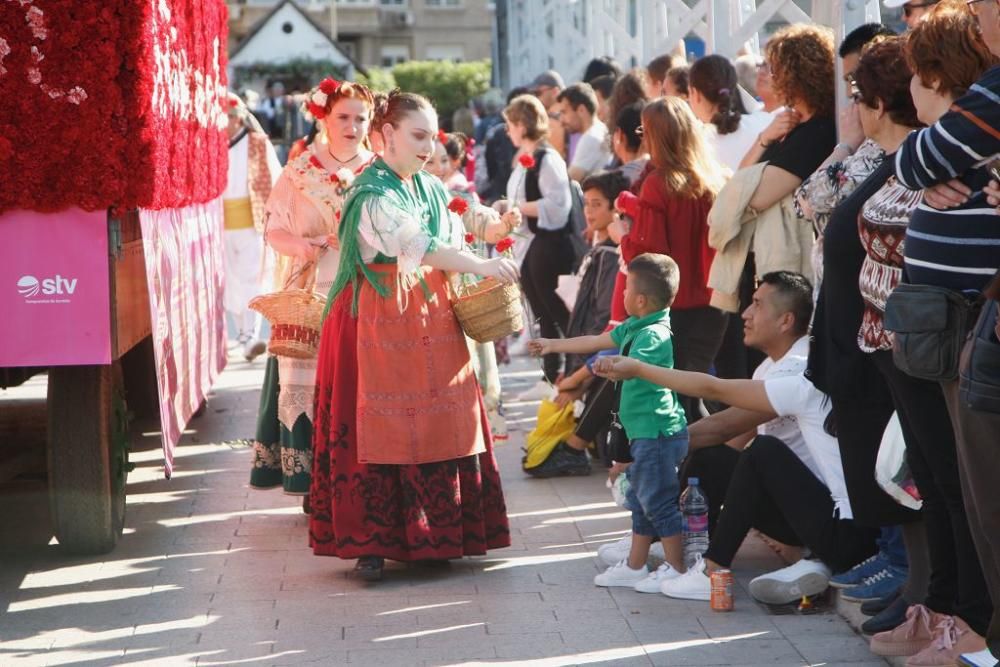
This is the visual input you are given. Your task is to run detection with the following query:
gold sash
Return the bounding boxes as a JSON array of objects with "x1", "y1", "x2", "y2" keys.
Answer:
[{"x1": 223, "y1": 197, "x2": 254, "y2": 230}]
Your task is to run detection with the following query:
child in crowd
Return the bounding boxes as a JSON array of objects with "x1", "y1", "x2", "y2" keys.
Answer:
[
  {"x1": 427, "y1": 131, "x2": 477, "y2": 201},
  {"x1": 526, "y1": 170, "x2": 630, "y2": 479},
  {"x1": 530, "y1": 253, "x2": 690, "y2": 591}
]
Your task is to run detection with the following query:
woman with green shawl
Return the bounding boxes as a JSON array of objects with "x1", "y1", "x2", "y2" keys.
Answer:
[{"x1": 308, "y1": 91, "x2": 521, "y2": 581}]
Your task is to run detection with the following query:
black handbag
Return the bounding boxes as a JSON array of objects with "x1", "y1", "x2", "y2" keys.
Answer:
[
  {"x1": 607, "y1": 340, "x2": 634, "y2": 464},
  {"x1": 884, "y1": 283, "x2": 982, "y2": 382},
  {"x1": 960, "y1": 292, "x2": 1000, "y2": 414}
]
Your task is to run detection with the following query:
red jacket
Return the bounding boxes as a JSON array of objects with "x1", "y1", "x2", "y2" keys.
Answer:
[{"x1": 617, "y1": 170, "x2": 715, "y2": 310}]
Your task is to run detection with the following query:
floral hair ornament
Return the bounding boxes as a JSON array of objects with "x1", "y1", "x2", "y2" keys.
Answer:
[
  {"x1": 518, "y1": 153, "x2": 536, "y2": 169},
  {"x1": 447, "y1": 196, "x2": 470, "y2": 216},
  {"x1": 437, "y1": 129, "x2": 448, "y2": 145},
  {"x1": 305, "y1": 77, "x2": 342, "y2": 119}
]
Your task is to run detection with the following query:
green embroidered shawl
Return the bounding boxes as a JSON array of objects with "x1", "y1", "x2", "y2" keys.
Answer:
[{"x1": 325, "y1": 157, "x2": 458, "y2": 317}]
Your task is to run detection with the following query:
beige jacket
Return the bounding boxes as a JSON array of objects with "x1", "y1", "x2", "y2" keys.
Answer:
[{"x1": 706, "y1": 162, "x2": 815, "y2": 312}]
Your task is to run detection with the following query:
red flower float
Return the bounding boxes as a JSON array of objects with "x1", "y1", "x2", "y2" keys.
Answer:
[{"x1": 447, "y1": 196, "x2": 469, "y2": 216}]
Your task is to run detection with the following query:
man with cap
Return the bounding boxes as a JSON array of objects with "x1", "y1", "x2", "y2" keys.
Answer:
[
  {"x1": 883, "y1": 0, "x2": 939, "y2": 29},
  {"x1": 529, "y1": 69, "x2": 569, "y2": 158}
]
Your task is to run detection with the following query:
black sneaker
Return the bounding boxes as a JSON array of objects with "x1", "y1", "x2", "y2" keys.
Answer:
[
  {"x1": 354, "y1": 556, "x2": 385, "y2": 581},
  {"x1": 525, "y1": 443, "x2": 592, "y2": 478},
  {"x1": 861, "y1": 594, "x2": 909, "y2": 634},
  {"x1": 861, "y1": 588, "x2": 900, "y2": 616}
]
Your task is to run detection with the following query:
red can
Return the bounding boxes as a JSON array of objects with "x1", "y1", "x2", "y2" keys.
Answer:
[{"x1": 710, "y1": 569, "x2": 734, "y2": 611}]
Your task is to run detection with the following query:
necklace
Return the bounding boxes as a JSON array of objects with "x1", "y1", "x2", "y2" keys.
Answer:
[{"x1": 327, "y1": 145, "x2": 360, "y2": 164}]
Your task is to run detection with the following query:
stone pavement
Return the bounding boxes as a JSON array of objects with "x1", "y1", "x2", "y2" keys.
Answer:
[{"x1": 0, "y1": 352, "x2": 888, "y2": 666}]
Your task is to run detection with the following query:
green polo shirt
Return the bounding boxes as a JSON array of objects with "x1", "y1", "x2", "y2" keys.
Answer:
[{"x1": 609, "y1": 309, "x2": 687, "y2": 440}]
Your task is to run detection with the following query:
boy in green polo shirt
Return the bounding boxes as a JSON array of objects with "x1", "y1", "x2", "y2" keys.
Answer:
[{"x1": 530, "y1": 253, "x2": 690, "y2": 591}]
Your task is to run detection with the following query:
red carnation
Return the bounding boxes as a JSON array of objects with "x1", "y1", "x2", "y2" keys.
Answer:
[
  {"x1": 319, "y1": 78, "x2": 340, "y2": 95},
  {"x1": 518, "y1": 154, "x2": 536, "y2": 169},
  {"x1": 495, "y1": 237, "x2": 514, "y2": 254},
  {"x1": 306, "y1": 101, "x2": 327, "y2": 119},
  {"x1": 464, "y1": 233, "x2": 476, "y2": 244},
  {"x1": 448, "y1": 196, "x2": 469, "y2": 216}
]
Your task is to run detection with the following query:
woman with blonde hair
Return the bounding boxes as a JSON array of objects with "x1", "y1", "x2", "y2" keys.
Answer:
[{"x1": 615, "y1": 97, "x2": 728, "y2": 422}]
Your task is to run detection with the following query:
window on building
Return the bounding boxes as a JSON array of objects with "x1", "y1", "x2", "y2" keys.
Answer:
[
  {"x1": 337, "y1": 0, "x2": 375, "y2": 4},
  {"x1": 425, "y1": 44, "x2": 464, "y2": 61},
  {"x1": 426, "y1": 0, "x2": 461, "y2": 7},
  {"x1": 381, "y1": 44, "x2": 410, "y2": 67},
  {"x1": 379, "y1": 0, "x2": 407, "y2": 5}
]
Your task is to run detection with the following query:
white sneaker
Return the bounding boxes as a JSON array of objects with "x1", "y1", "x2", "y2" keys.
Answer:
[
  {"x1": 597, "y1": 534, "x2": 665, "y2": 566},
  {"x1": 594, "y1": 559, "x2": 648, "y2": 588},
  {"x1": 661, "y1": 555, "x2": 711, "y2": 601},
  {"x1": 959, "y1": 649, "x2": 999, "y2": 667},
  {"x1": 516, "y1": 380, "x2": 557, "y2": 402},
  {"x1": 634, "y1": 563, "x2": 681, "y2": 593},
  {"x1": 243, "y1": 337, "x2": 267, "y2": 362},
  {"x1": 748, "y1": 558, "x2": 831, "y2": 605}
]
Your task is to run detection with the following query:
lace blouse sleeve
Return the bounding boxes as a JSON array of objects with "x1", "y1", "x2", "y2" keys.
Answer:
[{"x1": 357, "y1": 195, "x2": 437, "y2": 278}]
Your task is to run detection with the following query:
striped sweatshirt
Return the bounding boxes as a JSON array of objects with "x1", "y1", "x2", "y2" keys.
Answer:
[{"x1": 895, "y1": 65, "x2": 1000, "y2": 292}]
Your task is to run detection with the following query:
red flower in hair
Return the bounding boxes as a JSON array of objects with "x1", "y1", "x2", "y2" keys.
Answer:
[
  {"x1": 495, "y1": 237, "x2": 514, "y2": 254},
  {"x1": 518, "y1": 154, "x2": 536, "y2": 169},
  {"x1": 464, "y1": 233, "x2": 476, "y2": 244},
  {"x1": 306, "y1": 101, "x2": 326, "y2": 119},
  {"x1": 228, "y1": 98, "x2": 239, "y2": 108},
  {"x1": 466, "y1": 137, "x2": 476, "y2": 149},
  {"x1": 437, "y1": 129, "x2": 448, "y2": 145},
  {"x1": 448, "y1": 196, "x2": 469, "y2": 216},
  {"x1": 319, "y1": 78, "x2": 340, "y2": 95}
]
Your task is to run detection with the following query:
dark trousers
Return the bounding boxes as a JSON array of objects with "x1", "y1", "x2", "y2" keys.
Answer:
[
  {"x1": 943, "y1": 370, "x2": 1000, "y2": 654},
  {"x1": 679, "y1": 444, "x2": 740, "y2": 535},
  {"x1": 671, "y1": 306, "x2": 727, "y2": 424},
  {"x1": 872, "y1": 351, "x2": 993, "y2": 636},
  {"x1": 521, "y1": 231, "x2": 574, "y2": 382},
  {"x1": 575, "y1": 378, "x2": 614, "y2": 444},
  {"x1": 830, "y1": 395, "x2": 920, "y2": 528},
  {"x1": 703, "y1": 435, "x2": 879, "y2": 573}
]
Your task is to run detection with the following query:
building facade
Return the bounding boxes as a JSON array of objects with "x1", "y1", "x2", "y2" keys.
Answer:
[{"x1": 228, "y1": 0, "x2": 495, "y2": 69}]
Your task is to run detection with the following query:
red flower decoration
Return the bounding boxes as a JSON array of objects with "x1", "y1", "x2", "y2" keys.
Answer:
[
  {"x1": 464, "y1": 233, "x2": 476, "y2": 244},
  {"x1": 495, "y1": 237, "x2": 514, "y2": 254},
  {"x1": 306, "y1": 101, "x2": 326, "y2": 119},
  {"x1": 228, "y1": 98, "x2": 239, "y2": 109},
  {"x1": 318, "y1": 78, "x2": 340, "y2": 95},
  {"x1": 447, "y1": 196, "x2": 469, "y2": 216},
  {"x1": 309, "y1": 155, "x2": 323, "y2": 170},
  {"x1": 437, "y1": 129, "x2": 448, "y2": 145},
  {"x1": 519, "y1": 154, "x2": 536, "y2": 169},
  {"x1": 335, "y1": 210, "x2": 341, "y2": 221}
]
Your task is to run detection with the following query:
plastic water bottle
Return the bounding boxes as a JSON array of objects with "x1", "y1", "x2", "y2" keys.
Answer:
[{"x1": 681, "y1": 477, "x2": 710, "y2": 569}]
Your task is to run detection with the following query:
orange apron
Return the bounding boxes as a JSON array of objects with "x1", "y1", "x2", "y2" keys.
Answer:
[{"x1": 355, "y1": 264, "x2": 485, "y2": 465}]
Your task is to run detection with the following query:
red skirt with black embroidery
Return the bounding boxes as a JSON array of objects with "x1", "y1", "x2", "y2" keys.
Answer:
[{"x1": 308, "y1": 288, "x2": 511, "y2": 561}]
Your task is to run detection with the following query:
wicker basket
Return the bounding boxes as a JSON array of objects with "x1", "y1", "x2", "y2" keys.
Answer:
[
  {"x1": 249, "y1": 261, "x2": 327, "y2": 359},
  {"x1": 452, "y1": 277, "x2": 524, "y2": 343}
]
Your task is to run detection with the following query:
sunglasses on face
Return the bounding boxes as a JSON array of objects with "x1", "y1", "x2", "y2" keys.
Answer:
[{"x1": 903, "y1": 0, "x2": 939, "y2": 17}]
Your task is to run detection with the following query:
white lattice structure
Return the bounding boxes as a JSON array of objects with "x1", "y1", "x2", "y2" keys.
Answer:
[{"x1": 495, "y1": 0, "x2": 884, "y2": 89}]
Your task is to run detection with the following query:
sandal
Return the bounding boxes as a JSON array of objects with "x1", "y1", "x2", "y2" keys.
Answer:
[{"x1": 354, "y1": 556, "x2": 385, "y2": 582}]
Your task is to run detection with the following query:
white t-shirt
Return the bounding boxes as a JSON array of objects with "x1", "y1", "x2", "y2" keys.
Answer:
[
  {"x1": 703, "y1": 111, "x2": 772, "y2": 173},
  {"x1": 752, "y1": 336, "x2": 815, "y2": 475},
  {"x1": 225, "y1": 134, "x2": 250, "y2": 200},
  {"x1": 764, "y1": 368, "x2": 854, "y2": 521},
  {"x1": 569, "y1": 120, "x2": 612, "y2": 177}
]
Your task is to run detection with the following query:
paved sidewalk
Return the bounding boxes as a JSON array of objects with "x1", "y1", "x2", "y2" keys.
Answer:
[{"x1": 0, "y1": 352, "x2": 886, "y2": 666}]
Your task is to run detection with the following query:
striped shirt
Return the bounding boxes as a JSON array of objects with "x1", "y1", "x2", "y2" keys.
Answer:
[{"x1": 895, "y1": 65, "x2": 1000, "y2": 292}]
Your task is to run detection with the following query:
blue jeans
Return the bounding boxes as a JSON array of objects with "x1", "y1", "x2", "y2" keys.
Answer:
[
  {"x1": 879, "y1": 525, "x2": 908, "y2": 570},
  {"x1": 625, "y1": 430, "x2": 689, "y2": 538}
]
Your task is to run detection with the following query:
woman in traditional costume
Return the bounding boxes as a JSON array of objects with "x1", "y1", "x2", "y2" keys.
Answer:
[
  {"x1": 249, "y1": 79, "x2": 376, "y2": 500},
  {"x1": 309, "y1": 91, "x2": 520, "y2": 581}
]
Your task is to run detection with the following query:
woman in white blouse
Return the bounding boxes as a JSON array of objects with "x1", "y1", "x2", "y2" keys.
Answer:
[{"x1": 502, "y1": 94, "x2": 575, "y2": 384}]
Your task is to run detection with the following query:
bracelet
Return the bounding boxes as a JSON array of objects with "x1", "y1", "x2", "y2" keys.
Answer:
[{"x1": 835, "y1": 142, "x2": 856, "y2": 156}]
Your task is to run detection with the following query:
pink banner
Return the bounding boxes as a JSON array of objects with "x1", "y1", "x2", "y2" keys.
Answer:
[
  {"x1": 139, "y1": 200, "x2": 227, "y2": 476},
  {"x1": 0, "y1": 209, "x2": 111, "y2": 367}
]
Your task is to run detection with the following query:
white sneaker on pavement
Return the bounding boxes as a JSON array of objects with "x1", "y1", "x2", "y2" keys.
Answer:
[
  {"x1": 516, "y1": 380, "x2": 557, "y2": 402},
  {"x1": 634, "y1": 563, "x2": 681, "y2": 593},
  {"x1": 748, "y1": 558, "x2": 831, "y2": 605},
  {"x1": 594, "y1": 559, "x2": 648, "y2": 588},
  {"x1": 661, "y1": 555, "x2": 711, "y2": 601},
  {"x1": 959, "y1": 649, "x2": 999, "y2": 667},
  {"x1": 597, "y1": 534, "x2": 666, "y2": 566}
]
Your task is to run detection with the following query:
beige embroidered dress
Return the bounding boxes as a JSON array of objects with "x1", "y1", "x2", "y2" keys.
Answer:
[{"x1": 249, "y1": 145, "x2": 369, "y2": 493}]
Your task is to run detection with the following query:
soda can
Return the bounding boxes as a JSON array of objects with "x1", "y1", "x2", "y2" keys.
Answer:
[{"x1": 710, "y1": 569, "x2": 734, "y2": 611}]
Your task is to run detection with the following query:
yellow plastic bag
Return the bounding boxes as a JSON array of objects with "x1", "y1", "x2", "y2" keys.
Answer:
[{"x1": 522, "y1": 400, "x2": 576, "y2": 471}]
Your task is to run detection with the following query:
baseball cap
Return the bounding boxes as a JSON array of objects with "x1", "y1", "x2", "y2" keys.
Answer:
[{"x1": 529, "y1": 70, "x2": 565, "y2": 91}]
